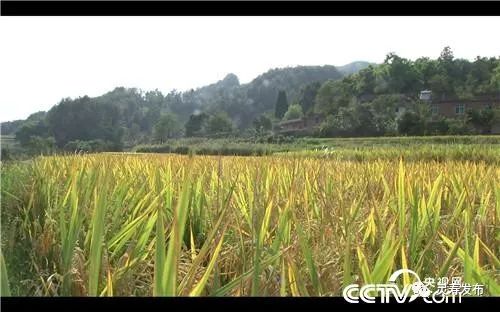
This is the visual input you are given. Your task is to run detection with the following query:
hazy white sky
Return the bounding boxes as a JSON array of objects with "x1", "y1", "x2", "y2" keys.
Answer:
[{"x1": 1, "y1": 16, "x2": 499, "y2": 122}]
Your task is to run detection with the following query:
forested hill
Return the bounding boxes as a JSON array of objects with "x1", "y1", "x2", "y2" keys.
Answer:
[
  {"x1": 177, "y1": 64, "x2": 351, "y2": 126},
  {"x1": 336, "y1": 61, "x2": 374, "y2": 75},
  {"x1": 1, "y1": 63, "x2": 363, "y2": 146},
  {"x1": 243, "y1": 65, "x2": 344, "y2": 118},
  {"x1": 3, "y1": 48, "x2": 499, "y2": 155}
]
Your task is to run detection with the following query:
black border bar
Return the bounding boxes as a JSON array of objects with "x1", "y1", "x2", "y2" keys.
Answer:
[
  {"x1": 2, "y1": 296, "x2": 499, "y2": 310},
  {"x1": 1, "y1": 1, "x2": 500, "y2": 16}
]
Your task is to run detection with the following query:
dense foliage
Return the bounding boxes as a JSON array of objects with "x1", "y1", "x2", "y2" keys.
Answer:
[
  {"x1": 1, "y1": 144, "x2": 498, "y2": 296},
  {"x1": 313, "y1": 48, "x2": 500, "y2": 137}
]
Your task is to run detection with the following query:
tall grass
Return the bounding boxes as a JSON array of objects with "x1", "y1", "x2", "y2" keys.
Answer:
[
  {"x1": 1, "y1": 249, "x2": 11, "y2": 296},
  {"x1": 1, "y1": 150, "x2": 499, "y2": 296}
]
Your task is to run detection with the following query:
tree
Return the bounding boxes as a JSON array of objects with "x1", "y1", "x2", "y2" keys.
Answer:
[
  {"x1": 314, "y1": 79, "x2": 354, "y2": 115},
  {"x1": 435, "y1": 46, "x2": 457, "y2": 97},
  {"x1": 439, "y1": 46, "x2": 454, "y2": 63},
  {"x1": 414, "y1": 100, "x2": 433, "y2": 134},
  {"x1": 283, "y1": 104, "x2": 304, "y2": 121},
  {"x1": 26, "y1": 136, "x2": 56, "y2": 155},
  {"x1": 144, "y1": 89, "x2": 165, "y2": 109},
  {"x1": 0, "y1": 120, "x2": 24, "y2": 136},
  {"x1": 253, "y1": 114, "x2": 273, "y2": 134},
  {"x1": 206, "y1": 112, "x2": 233, "y2": 135},
  {"x1": 153, "y1": 113, "x2": 181, "y2": 143},
  {"x1": 414, "y1": 57, "x2": 438, "y2": 88},
  {"x1": 167, "y1": 90, "x2": 194, "y2": 122},
  {"x1": 15, "y1": 121, "x2": 49, "y2": 146},
  {"x1": 185, "y1": 113, "x2": 209, "y2": 137},
  {"x1": 318, "y1": 102, "x2": 378, "y2": 137},
  {"x1": 467, "y1": 108, "x2": 496, "y2": 134},
  {"x1": 490, "y1": 61, "x2": 500, "y2": 90},
  {"x1": 297, "y1": 82, "x2": 321, "y2": 114},
  {"x1": 426, "y1": 117, "x2": 450, "y2": 135},
  {"x1": 384, "y1": 53, "x2": 420, "y2": 93},
  {"x1": 274, "y1": 90, "x2": 289, "y2": 119},
  {"x1": 368, "y1": 95, "x2": 403, "y2": 135},
  {"x1": 46, "y1": 96, "x2": 124, "y2": 149},
  {"x1": 318, "y1": 114, "x2": 337, "y2": 137},
  {"x1": 397, "y1": 111, "x2": 425, "y2": 136},
  {"x1": 355, "y1": 66, "x2": 377, "y2": 94}
]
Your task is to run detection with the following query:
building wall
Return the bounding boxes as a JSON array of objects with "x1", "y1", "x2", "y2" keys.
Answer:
[
  {"x1": 431, "y1": 100, "x2": 500, "y2": 134},
  {"x1": 278, "y1": 120, "x2": 305, "y2": 131},
  {"x1": 276, "y1": 99, "x2": 500, "y2": 134},
  {"x1": 278, "y1": 115, "x2": 324, "y2": 132},
  {"x1": 434, "y1": 100, "x2": 499, "y2": 118}
]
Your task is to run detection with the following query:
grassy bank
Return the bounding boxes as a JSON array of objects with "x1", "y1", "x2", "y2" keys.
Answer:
[{"x1": 133, "y1": 135, "x2": 500, "y2": 163}]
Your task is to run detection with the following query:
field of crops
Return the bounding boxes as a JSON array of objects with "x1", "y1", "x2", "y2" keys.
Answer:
[{"x1": 1, "y1": 148, "x2": 499, "y2": 296}]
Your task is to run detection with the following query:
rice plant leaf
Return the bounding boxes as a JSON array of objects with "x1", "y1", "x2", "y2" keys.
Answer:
[
  {"x1": 163, "y1": 175, "x2": 192, "y2": 296},
  {"x1": 478, "y1": 238, "x2": 500, "y2": 268},
  {"x1": 212, "y1": 252, "x2": 282, "y2": 297},
  {"x1": 401, "y1": 246, "x2": 410, "y2": 287},
  {"x1": 88, "y1": 182, "x2": 108, "y2": 296},
  {"x1": 440, "y1": 233, "x2": 500, "y2": 295},
  {"x1": 356, "y1": 247, "x2": 372, "y2": 285},
  {"x1": 0, "y1": 250, "x2": 11, "y2": 297},
  {"x1": 178, "y1": 184, "x2": 235, "y2": 294},
  {"x1": 438, "y1": 231, "x2": 464, "y2": 278},
  {"x1": 106, "y1": 269, "x2": 113, "y2": 297},
  {"x1": 154, "y1": 195, "x2": 167, "y2": 296},
  {"x1": 473, "y1": 235, "x2": 480, "y2": 270},
  {"x1": 189, "y1": 235, "x2": 225, "y2": 296},
  {"x1": 397, "y1": 158, "x2": 406, "y2": 235},
  {"x1": 295, "y1": 217, "x2": 322, "y2": 295}
]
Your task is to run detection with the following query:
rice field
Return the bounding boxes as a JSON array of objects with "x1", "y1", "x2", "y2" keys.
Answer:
[{"x1": 1, "y1": 149, "x2": 499, "y2": 296}]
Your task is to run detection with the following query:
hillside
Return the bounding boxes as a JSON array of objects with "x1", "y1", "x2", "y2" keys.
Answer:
[
  {"x1": 190, "y1": 65, "x2": 345, "y2": 128},
  {"x1": 5, "y1": 47, "x2": 497, "y2": 155},
  {"x1": 0, "y1": 63, "x2": 360, "y2": 147},
  {"x1": 336, "y1": 61, "x2": 374, "y2": 75}
]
